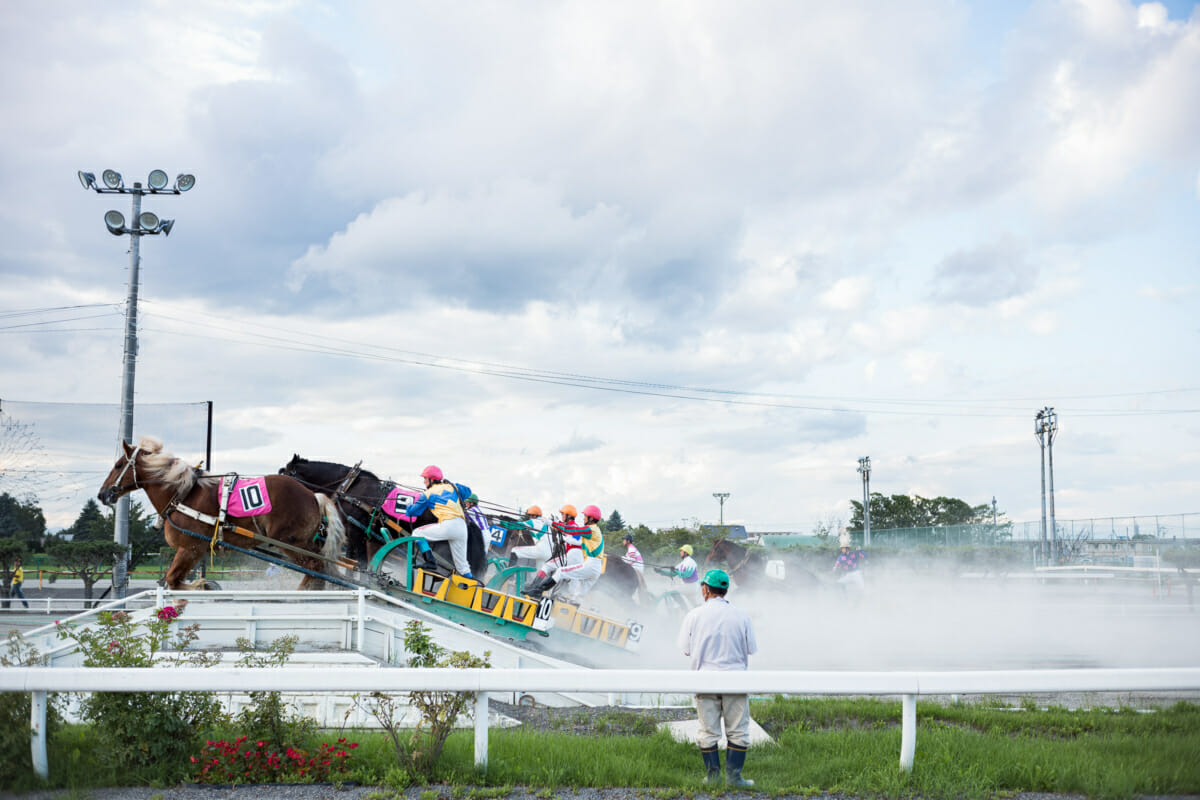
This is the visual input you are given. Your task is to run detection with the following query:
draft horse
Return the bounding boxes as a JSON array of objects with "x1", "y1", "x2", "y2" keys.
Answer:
[
  {"x1": 705, "y1": 537, "x2": 822, "y2": 592},
  {"x1": 99, "y1": 437, "x2": 345, "y2": 590},
  {"x1": 279, "y1": 455, "x2": 487, "y2": 579}
]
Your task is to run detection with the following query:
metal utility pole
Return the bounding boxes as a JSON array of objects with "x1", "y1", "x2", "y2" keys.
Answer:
[
  {"x1": 1034, "y1": 407, "x2": 1060, "y2": 564},
  {"x1": 1044, "y1": 408, "x2": 1059, "y2": 563},
  {"x1": 713, "y1": 493, "x2": 730, "y2": 526},
  {"x1": 79, "y1": 168, "x2": 194, "y2": 598},
  {"x1": 857, "y1": 456, "x2": 871, "y2": 547}
]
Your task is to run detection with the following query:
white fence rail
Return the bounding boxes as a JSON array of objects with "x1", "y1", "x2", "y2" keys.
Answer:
[{"x1": 5, "y1": 666, "x2": 1200, "y2": 781}]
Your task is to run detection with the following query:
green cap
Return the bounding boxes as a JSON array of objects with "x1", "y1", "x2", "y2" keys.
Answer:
[
  {"x1": 467, "y1": 493, "x2": 479, "y2": 502},
  {"x1": 702, "y1": 569, "x2": 730, "y2": 590}
]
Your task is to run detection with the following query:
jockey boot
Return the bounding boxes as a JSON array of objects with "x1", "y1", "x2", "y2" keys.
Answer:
[
  {"x1": 416, "y1": 542, "x2": 440, "y2": 574},
  {"x1": 701, "y1": 747, "x2": 721, "y2": 784},
  {"x1": 524, "y1": 575, "x2": 557, "y2": 600},
  {"x1": 726, "y1": 744, "x2": 754, "y2": 787},
  {"x1": 507, "y1": 552, "x2": 520, "y2": 568}
]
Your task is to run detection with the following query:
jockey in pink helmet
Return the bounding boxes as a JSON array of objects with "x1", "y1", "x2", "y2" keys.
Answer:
[{"x1": 406, "y1": 464, "x2": 473, "y2": 579}]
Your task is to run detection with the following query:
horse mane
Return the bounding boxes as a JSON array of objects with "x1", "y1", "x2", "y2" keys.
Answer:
[
  {"x1": 289, "y1": 455, "x2": 383, "y2": 483},
  {"x1": 136, "y1": 436, "x2": 205, "y2": 495}
]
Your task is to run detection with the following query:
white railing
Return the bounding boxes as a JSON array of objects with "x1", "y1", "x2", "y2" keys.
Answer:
[{"x1": 5, "y1": 666, "x2": 1200, "y2": 781}]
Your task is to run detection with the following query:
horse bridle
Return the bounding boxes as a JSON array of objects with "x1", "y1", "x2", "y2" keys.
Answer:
[{"x1": 99, "y1": 445, "x2": 143, "y2": 505}]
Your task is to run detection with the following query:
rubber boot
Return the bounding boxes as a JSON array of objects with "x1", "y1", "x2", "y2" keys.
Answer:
[
  {"x1": 701, "y1": 747, "x2": 721, "y2": 784},
  {"x1": 525, "y1": 576, "x2": 557, "y2": 600},
  {"x1": 416, "y1": 540, "x2": 440, "y2": 573},
  {"x1": 726, "y1": 744, "x2": 754, "y2": 787}
]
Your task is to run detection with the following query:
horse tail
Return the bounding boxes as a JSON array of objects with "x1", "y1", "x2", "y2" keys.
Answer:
[{"x1": 315, "y1": 493, "x2": 347, "y2": 572}]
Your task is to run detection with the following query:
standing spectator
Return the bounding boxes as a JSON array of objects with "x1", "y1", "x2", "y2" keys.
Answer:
[
  {"x1": 10, "y1": 555, "x2": 29, "y2": 609},
  {"x1": 621, "y1": 533, "x2": 644, "y2": 573},
  {"x1": 676, "y1": 568, "x2": 758, "y2": 786}
]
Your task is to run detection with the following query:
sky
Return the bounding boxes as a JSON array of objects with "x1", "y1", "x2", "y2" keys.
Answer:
[{"x1": 1, "y1": 0, "x2": 1198, "y2": 534}]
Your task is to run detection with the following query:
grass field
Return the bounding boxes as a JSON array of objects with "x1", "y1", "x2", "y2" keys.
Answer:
[{"x1": 23, "y1": 697, "x2": 1200, "y2": 798}]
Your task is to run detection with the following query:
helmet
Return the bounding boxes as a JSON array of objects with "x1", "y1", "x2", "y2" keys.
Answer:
[
  {"x1": 702, "y1": 569, "x2": 730, "y2": 590},
  {"x1": 680, "y1": 544, "x2": 694, "y2": 556},
  {"x1": 421, "y1": 465, "x2": 443, "y2": 481},
  {"x1": 622, "y1": 533, "x2": 633, "y2": 542},
  {"x1": 526, "y1": 505, "x2": 542, "y2": 517},
  {"x1": 560, "y1": 504, "x2": 578, "y2": 519},
  {"x1": 467, "y1": 493, "x2": 479, "y2": 503},
  {"x1": 583, "y1": 504, "x2": 602, "y2": 521}
]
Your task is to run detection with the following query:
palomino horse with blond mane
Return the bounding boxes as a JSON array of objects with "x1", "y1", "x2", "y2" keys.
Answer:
[{"x1": 98, "y1": 437, "x2": 345, "y2": 590}]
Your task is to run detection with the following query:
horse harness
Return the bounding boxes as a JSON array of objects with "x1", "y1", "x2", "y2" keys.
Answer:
[{"x1": 163, "y1": 472, "x2": 338, "y2": 567}]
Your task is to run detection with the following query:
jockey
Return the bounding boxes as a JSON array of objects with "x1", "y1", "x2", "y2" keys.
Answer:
[
  {"x1": 621, "y1": 533, "x2": 644, "y2": 573},
  {"x1": 547, "y1": 504, "x2": 606, "y2": 603},
  {"x1": 523, "y1": 503, "x2": 587, "y2": 600},
  {"x1": 406, "y1": 465, "x2": 474, "y2": 580},
  {"x1": 462, "y1": 492, "x2": 491, "y2": 559},
  {"x1": 673, "y1": 544, "x2": 700, "y2": 585},
  {"x1": 506, "y1": 505, "x2": 552, "y2": 567},
  {"x1": 832, "y1": 529, "x2": 867, "y2": 590}
]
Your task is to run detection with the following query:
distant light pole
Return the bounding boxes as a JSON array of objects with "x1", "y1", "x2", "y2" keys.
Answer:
[
  {"x1": 79, "y1": 168, "x2": 195, "y2": 598},
  {"x1": 1034, "y1": 407, "x2": 1059, "y2": 564},
  {"x1": 857, "y1": 456, "x2": 871, "y2": 547},
  {"x1": 713, "y1": 493, "x2": 730, "y2": 526}
]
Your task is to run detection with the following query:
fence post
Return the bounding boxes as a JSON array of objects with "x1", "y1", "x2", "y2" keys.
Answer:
[
  {"x1": 357, "y1": 587, "x2": 366, "y2": 653},
  {"x1": 900, "y1": 694, "x2": 916, "y2": 772},
  {"x1": 31, "y1": 690, "x2": 48, "y2": 779},
  {"x1": 474, "y1": 691, "x2": 489, "y2": 770}
]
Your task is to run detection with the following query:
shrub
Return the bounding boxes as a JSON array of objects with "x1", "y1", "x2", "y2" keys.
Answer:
[
  {"x1": 0, "y1": 632, "x2": 64, "y2": 790},
  {"x1": 191, "y1": 735, "x2": 356, "y2": 784},
  {"x1": 355, "y1": 619, "x2": 491, "y2": 780},
  {"x1": 56, "y1": 602, "x2": 226, "y2": 782}
]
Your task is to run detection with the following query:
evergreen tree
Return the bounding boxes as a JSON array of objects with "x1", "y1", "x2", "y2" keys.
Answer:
[
  {"x1": 0, "y1": 492, "x2": 45, "y2": 552},
  {"x1": 604, "y1": 509, "x2": 626, "y2": 533}
]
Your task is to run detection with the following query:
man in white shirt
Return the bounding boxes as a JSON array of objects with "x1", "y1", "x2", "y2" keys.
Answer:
[{"x1": 676, "y1": 568, "x2": 758, "y2": 786}]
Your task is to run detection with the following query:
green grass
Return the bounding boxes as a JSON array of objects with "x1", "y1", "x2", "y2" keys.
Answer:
[{"x1": 13, "y1": 698, "x2": 1200, "y2": 798}]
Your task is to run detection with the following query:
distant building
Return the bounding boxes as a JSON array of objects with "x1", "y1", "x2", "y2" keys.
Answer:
[{"x1": 700, "y1": 524, "x2": 748, "y2": 540}]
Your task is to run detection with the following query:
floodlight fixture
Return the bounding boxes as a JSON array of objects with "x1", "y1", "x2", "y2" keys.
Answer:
[
  {"x1": 147, "y1": 169, "x2": 169, "y2": 190},
  {"x1": 138, "y1": 211, "x2": 160, "y2": 231},
  {"x1": 104, "y1": 210, "x2": 127, "y2": 235},
  {"x1": 175, "y1": 173, "x2": 195, "y2": 192},
  {"x1": 102, "y1": 169, "x2": 123, "y2": 189},
  {"x1": 159, "y1": 219, "x2": 175, "y2": 236},
  {"x1": 78, "y1": 171, "x2": 97, "y2": 190}
]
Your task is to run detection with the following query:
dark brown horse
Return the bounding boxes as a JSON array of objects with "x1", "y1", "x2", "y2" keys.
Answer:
[
  {"x1": 705, "y1": 537, "x2": 822, "y2": 592},
  {"x1": 99, "y1": 437, "x2": 345, "y2": 590}
]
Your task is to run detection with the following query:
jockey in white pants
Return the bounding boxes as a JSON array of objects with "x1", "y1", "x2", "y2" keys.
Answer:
[
  {"x1": 522, "y1": 504, "x2": 586, "y2": 599},
  {"x1": 527, "y1": 504, "x2": 606, "y2": 602},
  {"x1": 507, "y1": 505, "x2": 552, "y2": 567},
  {"x1": 407, "y1": 465, "x2": 474, "y2": 579}
]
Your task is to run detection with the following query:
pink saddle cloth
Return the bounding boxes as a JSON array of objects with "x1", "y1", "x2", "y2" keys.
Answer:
[
  {"x1": 224, "y1": 477, "x2": 273, "y2": 516},
  {"x1": 381, "y1": 487, "x2": 421, "y2": 523}
]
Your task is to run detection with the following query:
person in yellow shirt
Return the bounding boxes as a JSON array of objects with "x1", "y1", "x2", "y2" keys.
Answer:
[{"x1": 10, "y1": 555, "x2": 29, "y2": 609}]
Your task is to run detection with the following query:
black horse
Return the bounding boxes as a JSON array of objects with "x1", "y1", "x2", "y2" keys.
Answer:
[{"x1": 279, "y1": 455, "x2": 487, "y2": 579}]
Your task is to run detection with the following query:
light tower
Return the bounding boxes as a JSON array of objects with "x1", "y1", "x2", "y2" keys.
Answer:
[
  {"x1": 713, "y1": 493, "x2": 730, "y2": 526},
  {"x1": 857, "y1": 456, "x2": 872, "y2": 546},
  {"x1": 78, "y1": 168, "x2": 195, "y2": 598}
]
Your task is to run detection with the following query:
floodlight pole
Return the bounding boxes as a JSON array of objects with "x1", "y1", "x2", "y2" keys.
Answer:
[
  {"x1": 79, "y1": 169, "x2": 193, "y2": 599},
  {"x1": 713, "y1": 493, "x2": 730, "y2": 526},
  {"x1": 112, "y1": 188, "x2": 143, "y2": 599}
]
